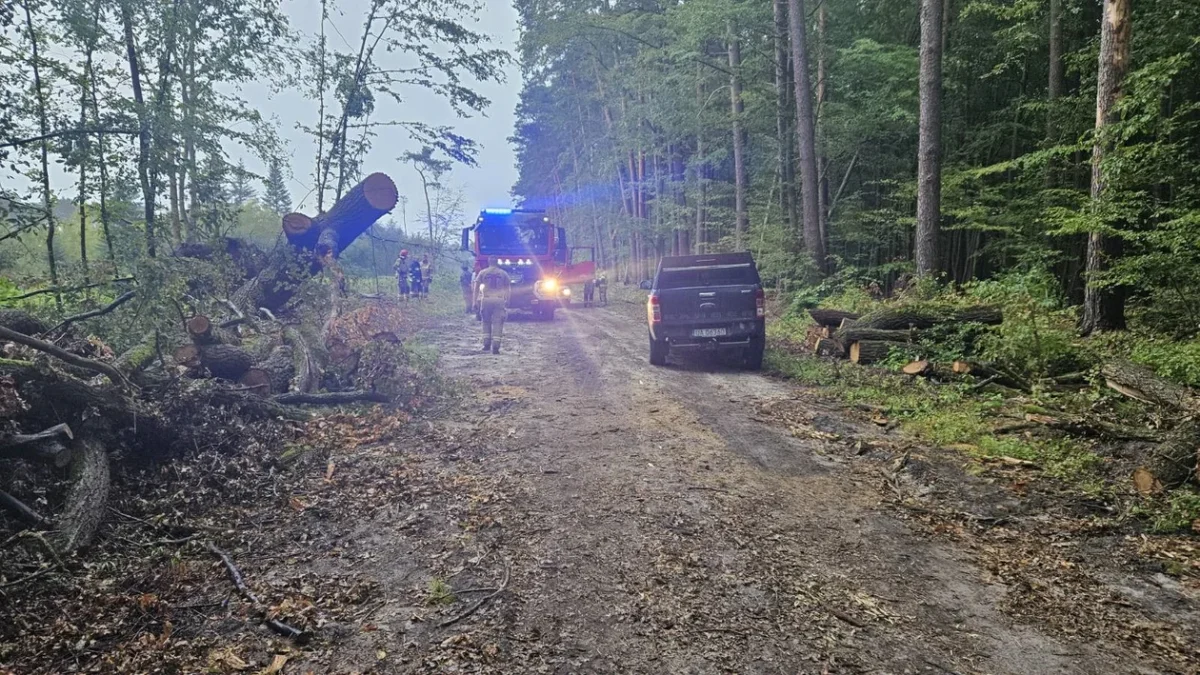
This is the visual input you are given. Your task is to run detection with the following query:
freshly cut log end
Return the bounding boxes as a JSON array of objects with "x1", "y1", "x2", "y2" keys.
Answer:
[
  {"x1": 952, "y1": 360, "x2": 974, "y2": 374},
  {"x1": 238, "y1": 368, "x2": 272, "y2": 396},
  {"x1": 361, "y1": 172, "x2": 400, "y2": 210},
  {"x1": 849, "y1": 340, "x2": 899, "y2": 365},
  {"x1": 282, "y1": 212, "x2": 313, "y2": 236},
  {"x1": 187, "y1": 315, "x2": 213, "y2": 341},
  {"x1": 902, "y1": 360, "x2": 931, "y2": 375},
  {"x1": 173, "y1": 344, "x2": 201, "y2": 368}
]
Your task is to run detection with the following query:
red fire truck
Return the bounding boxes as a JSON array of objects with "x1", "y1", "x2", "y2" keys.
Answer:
[{"x1": 461, "y1": 208, "x2": 595, "y2": 320}]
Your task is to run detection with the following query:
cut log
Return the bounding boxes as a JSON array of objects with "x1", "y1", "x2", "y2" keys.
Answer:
[
  {"x1": 282, "y1": 212, "x2": 313, "y2": 238},
  {"x1": 187, "y1": 315, "x2": 214, "y2": 343},
  {"x1": 259, "y1": 345, "x2": 295, "y2": 394},
  {"x1": 1101, "y1": 360, "x2": 1200, "y2": 412},
  {"x1": 54, "y1": 438, "x2": 110, "y2": 553},
  {"x1": 855, "y1": 305, "x2": 1002, "y2": 330},
  {"x1": 813, "y1": 337, "x2": 844, "y2": 357},
  {"x1": 199, "y1": 344, "x2": 254, "y2": 380},
  {"x1": 902, "y1": 360, "x2": 931, "y2": 375},
  {"x1": 174, "y1": 238, "x2": 266, "y2": 279},
  {"x1": 849, "y1": 340, "x2": 903, "y2": 365},
  {"x1": 1135, "y1": 418, "x2": 1200, "y2": 490},
  {"x1": 807, "y1": 308, "x2": 860, "y2": 327},
  {"x1": 0, "y1": 309, "x2": 50, "y2": 336},
  {"x1": 274, "y1": 390, "x2": 389, "y2": 405},
  {"x1": 173, "y1": 344, "x2": 201, "y2": 368},
  {"x1": 238, "y1": 368, "x2": 271, "y2": 396},
  {"x1": 952, "y1": 360, "x2": 973, "y2": 374},
  {"x1": 835, "y1": 327, "x2": 920, "y2": 344},
  {"x1": 0, "y1": 423, "x2": 74, "y2": 467}
]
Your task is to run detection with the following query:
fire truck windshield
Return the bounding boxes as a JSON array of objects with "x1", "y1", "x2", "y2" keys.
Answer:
[{"x1": 476, "y1": 213, "x2": 550, "y2": 256}]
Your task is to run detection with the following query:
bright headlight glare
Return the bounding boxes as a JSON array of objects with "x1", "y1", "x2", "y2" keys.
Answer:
[
  {"x1": 541, "y1": 278, "x2": 557, "y2": 291},
  {"x1": 562, "y1": 288, "x2": 571, "y2": 296}
]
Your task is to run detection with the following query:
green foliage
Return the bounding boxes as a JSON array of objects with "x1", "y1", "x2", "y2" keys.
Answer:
[
  {"x1": 1136, "y1": 488, "x2": 1200, "y2": 534},
  {"x1": 1129, "y1": 338, "x2": 1200, "y2": 388}
]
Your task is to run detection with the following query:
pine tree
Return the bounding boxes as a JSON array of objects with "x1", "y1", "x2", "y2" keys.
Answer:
[
  {"x1": 229, "y1": 159, "x2": 256, "y2": 205},
  {"x1": 263, "y1": 157, "x2": 292, "y2": 215}
]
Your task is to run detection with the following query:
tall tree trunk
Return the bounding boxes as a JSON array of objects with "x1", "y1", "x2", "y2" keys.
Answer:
[
  {"x1": 78, "y1": 81, "x2": 89, "y2": 275},
  {"x1": 85, "y1": 19, "x2": 117, "y2": 274},
  {"x1": 694, "y1": 69, "x2": 707, "y2": 254},
  {"x1": 121, "y1": 0, "x2": 156, "y2": 257},
  {"x1": 816, "y1": 0, "x2": 830, "y2": 255},
  {"x1": 773, "y1": 0, "x2": 797, "y2": 233},
  {"x1": 23, "y1": 1, "x2": 61, "y2": 310},
  {"x1": 1045, "y1": 0, "x2": 1064, "y2": 187},
  {"x1": 787, "y1": 0, "x2": 825, "y2": 274},
  {"x1": 728, "y1": 20, "x2": 749, "y2": 251},
  {"x1": 915, "y1": 0, "x2": 944, "y2": 278},
  {"x1": 1081, "y1": 0, "x2": 1131, "y2": 334}
]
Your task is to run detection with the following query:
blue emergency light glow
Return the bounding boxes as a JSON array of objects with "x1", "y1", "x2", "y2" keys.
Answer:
[{"x1": 482, "y1": 208, "x2": 513, "y2": 215}]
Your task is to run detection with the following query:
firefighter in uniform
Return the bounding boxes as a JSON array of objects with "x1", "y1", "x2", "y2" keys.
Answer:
[
  {"x1": 596, "y1": 274, "x2": 608, "y2": 306},
  {"x1": 459, "y1": 265, "x2": 475, "y2": 314},
  {"x1": 473, "y1": 257, "x2": 511, "y2": 354}
]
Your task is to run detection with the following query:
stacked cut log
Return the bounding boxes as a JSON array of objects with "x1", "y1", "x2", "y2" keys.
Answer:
[
  {"x1": 1101, "y1": 360, "x2": 1200, "y2": 491},
  {"x1": 803, "y1": 304, "x2": 1003, "y2": 367}
]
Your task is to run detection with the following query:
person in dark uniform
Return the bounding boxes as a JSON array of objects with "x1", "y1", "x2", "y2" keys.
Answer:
[
  {"x1": 409, "y1": 257, "x2": 424, "y2": 300},
  {"x1": 596, "y1": 274, "x2": 608, "y2": 306},
  {"x1": 459, "y1": 265, "x2": 475, "y2": 314},
  {"x1": 394, "y1": 250, "x2": 411, "y2": 300},
  {"x1": 473, "y1": 257, "x2": 512, "y2": 354},
  {"x1": 420, "y1": 254, "x2": 433, "y2": 298},
  {"x1": 582, "y1": 277, "x2": 595, "y2": 307}
]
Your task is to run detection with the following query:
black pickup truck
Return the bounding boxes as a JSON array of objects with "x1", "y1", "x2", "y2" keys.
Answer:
[{"x1": 646, "y1": 252, "x2": 766, "y2": 370}]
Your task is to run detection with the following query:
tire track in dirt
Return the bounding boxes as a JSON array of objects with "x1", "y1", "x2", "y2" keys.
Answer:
[{"x1": 401, "y1": 303, "x2": 1137, "y2": 673}]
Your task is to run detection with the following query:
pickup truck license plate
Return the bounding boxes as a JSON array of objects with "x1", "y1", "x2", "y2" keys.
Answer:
[{"x1": 692, "y1": 327, "x2": 727, "y2": 338}]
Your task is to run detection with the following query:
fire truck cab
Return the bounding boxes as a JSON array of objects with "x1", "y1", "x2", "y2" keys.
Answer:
[{"x1": 461, "y1": 208, "x2": 595, "y2": 320}]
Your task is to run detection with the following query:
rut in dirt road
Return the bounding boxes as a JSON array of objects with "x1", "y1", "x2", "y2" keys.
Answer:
[{"x1": 367, "y1": 303, "x2": 1151, "y2": 674}]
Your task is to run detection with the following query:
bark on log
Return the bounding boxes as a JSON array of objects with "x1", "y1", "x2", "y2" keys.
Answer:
[
  {"x1": 273, "y1": 390, "x2": 389, "y2": 405},
  {"x1": 1101, "y1": 360, "x2": 1200, "y2": 412},
  {"x1": 54, "y1": 437, "x2": 110, "y2": 553},
  {"x1": 849, "y1": 340, "x2": 905, "y2": 365},
  {"x1": 283, "y1": 326, "x2": 319, "y2": 394},
  {"x1": 174, "y1": 237, "x2": 266, "y2": 279},
  {"x1": 856, "y1": 305, "x2": 1002, "y2": 330},
  {"x1": 199, "y1": 344, "x2": 254, "y2": 380},
  {"x1": 0, "y1": 423, "x2": 73, "y2": 467},
  {"x1": 259, "y1": 345, "x2": 295, "y2": 394},
  {"x1": 835, "y1": 327, "x2": 920, "y2": 344},
  {"x1": 0, "y1": 309, "x2": 50, "y2": 336},
  {"x1": 813, "y1": 337, "x2": 843, "y2": 357},
  {"x1": 807, "y1": 308, "x2": 860, "y2": 327},
  {"x1": 0, "y1": 325, "x2": 130, "y2": 387}
]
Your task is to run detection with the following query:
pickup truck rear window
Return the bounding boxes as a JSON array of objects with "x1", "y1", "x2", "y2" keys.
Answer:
[{"x1": 656, "y1": 264, "x2": 760, "y2": 289}]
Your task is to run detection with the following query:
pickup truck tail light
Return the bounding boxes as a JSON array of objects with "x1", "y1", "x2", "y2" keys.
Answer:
[
  {"x1": 648, "y1": 293, "x2": 662, "y2": 323},
  {"x1": 755, "y1": 287, "x2": 765, "y2": 318}
]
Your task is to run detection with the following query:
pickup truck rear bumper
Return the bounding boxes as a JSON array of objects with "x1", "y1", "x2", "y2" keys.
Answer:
[{"x1": 651, "y1": 320, "x2": 764, "y2": 347}]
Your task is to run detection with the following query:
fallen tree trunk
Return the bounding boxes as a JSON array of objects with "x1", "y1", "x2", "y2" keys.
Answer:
[
  {"x1": 0, "y1": 325, "x2": 129, "y2": 387},
  {"x1": 812, "y1": 337, "x2": 843, "y2": 357},
  {"x1": 53, "y1": 437, "x2": 110, "y2": 553},
  {"x1": 1102, "y1": 360, "x2": 1200, "y2": 412},
  {"x1": 237, "y1": 368, "x2": 271, "y2": 396},
  {"x1": 273, "y1": 390, "x2": 389, "y2": 406},
  {"x1": 855, "y1": 305, "x2": 1003, "y2": 330},
  {"x1": 258, "y1": 345, "x2": 295, "y2": 394},
  {"x1": 807, "y1": 308, "x2": 860, "y2": 327},
  {"x1": 199, "y1": 344, "x2": 254, "y2": 380},
  {"x1": 835, "y1": 327, "x2": 920, "y2": 344},
  {"x1": 849, "y1": 340, "x2": 906, "y2": 365},
  {"x1": 283, "y1": 326, "x2": 320, "y2": 394}
]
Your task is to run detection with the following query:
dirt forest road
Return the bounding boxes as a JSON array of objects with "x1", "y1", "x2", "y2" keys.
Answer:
[{"x1": 297, "y1": 297, "x2": 1198, "y2": 674}]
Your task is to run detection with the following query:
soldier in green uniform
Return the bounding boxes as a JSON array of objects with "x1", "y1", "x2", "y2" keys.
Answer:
[{"x1": 473, "y1": 257, "x2": 512, "y2": 354}]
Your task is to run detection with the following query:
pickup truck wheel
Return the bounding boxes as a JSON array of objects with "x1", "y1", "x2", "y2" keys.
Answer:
[
  {"x1": 648, "y1": 334, "x2": 668, "y2": 366},
  {"x1": 743, "y1": 338, "x2": 765, "y2": 371}
]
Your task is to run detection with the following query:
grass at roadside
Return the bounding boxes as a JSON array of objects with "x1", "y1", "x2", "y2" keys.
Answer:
[{"x1": 765, "y1": 319, "x2": 1109, "y2": 493}]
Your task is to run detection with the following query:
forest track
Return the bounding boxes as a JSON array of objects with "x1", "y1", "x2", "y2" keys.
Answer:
[{"x1": 302, "y1": 300, "x2": 1197, "y2": 673}]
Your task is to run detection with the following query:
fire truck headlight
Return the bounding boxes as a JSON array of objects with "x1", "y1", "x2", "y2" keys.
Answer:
[
  {"x1": 540, "y1": 278, "x2": 558, "y2": 292},
  {"x1": 562, "y1": 288, "x2": 571, "y2": 297}
]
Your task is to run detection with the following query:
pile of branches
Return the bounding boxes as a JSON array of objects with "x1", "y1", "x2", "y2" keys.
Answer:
[{"x1": 0, "y1": 173, "x2": 399, "y2": 557}]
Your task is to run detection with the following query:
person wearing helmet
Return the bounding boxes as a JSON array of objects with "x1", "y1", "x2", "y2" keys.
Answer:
[
  {"x1": 394, "y1": 250, "x2": 411, "y2": 300},
  {"x1": 473, "y1": 256, "x2": 512, "y2": 354},
  {"x1": 459, "y1": 264, "x2": 474, "y2": 314}
]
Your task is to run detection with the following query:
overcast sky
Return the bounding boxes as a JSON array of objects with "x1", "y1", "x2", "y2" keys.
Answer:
[{"x1": 236, "y1": 0, "x2": 522, "y2": 229}]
